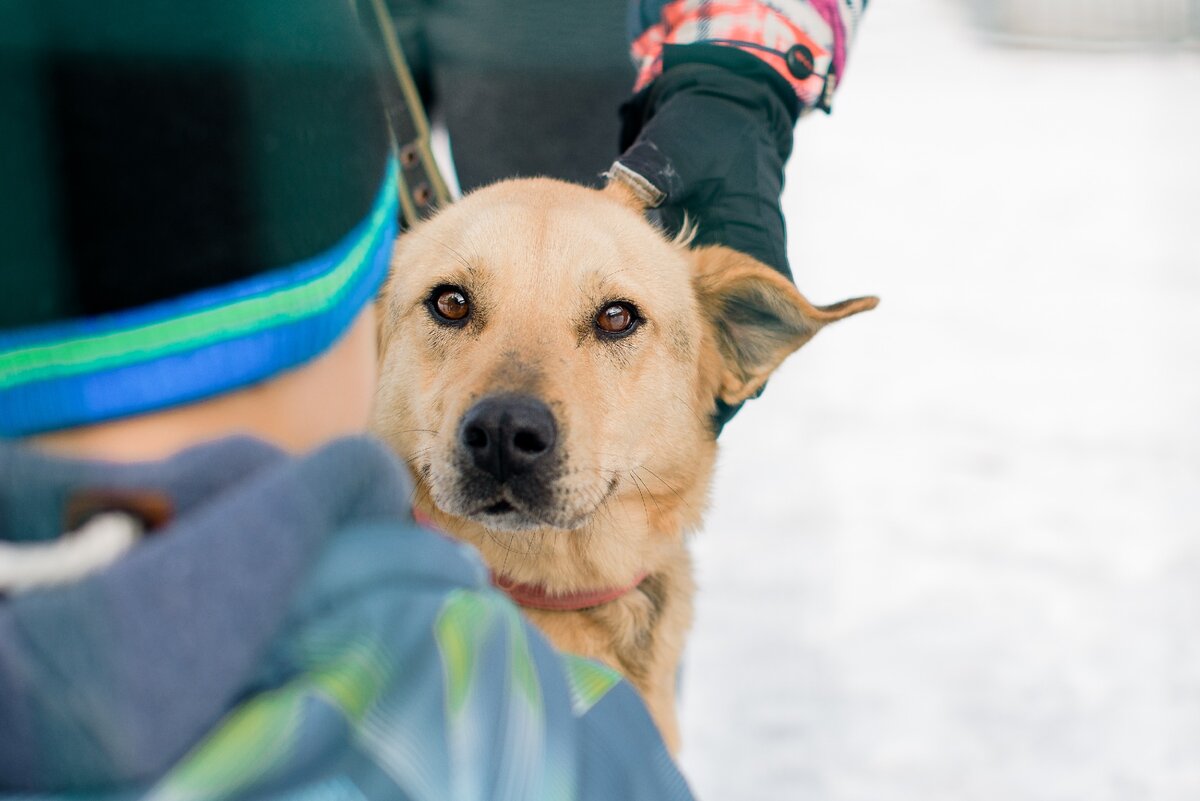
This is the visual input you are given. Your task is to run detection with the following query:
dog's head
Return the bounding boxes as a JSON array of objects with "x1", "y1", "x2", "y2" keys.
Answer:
[{"x1": 372, "y1": 178, "x2": 875, "y2": 585}]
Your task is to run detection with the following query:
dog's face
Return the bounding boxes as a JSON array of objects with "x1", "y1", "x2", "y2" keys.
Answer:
[{"x1": 373, "y1": 178, "x2": 874, "y2": 587}]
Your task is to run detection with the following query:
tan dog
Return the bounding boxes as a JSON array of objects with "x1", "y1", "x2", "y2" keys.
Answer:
[{"x1": 371, "y1": 177, "x2": 875, "y2": 751}]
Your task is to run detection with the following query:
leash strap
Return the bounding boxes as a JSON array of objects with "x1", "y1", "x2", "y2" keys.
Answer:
[{"x1": 357, "y1": 0, "x2": 451, "y2": 228}]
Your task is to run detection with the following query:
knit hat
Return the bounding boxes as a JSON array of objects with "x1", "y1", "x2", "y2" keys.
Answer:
[{"x1": 0, "y1": 1, "x2": 398, "y2": 436}]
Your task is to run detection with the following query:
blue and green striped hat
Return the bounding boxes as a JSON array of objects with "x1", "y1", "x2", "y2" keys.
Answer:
[{"x1": 0, "y1": 1, "x2": 399, "y2": 437}]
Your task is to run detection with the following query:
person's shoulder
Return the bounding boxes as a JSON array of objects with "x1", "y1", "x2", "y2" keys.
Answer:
[
  {"x1": 316, "y1": 518, "x2": 491, "y2": 601},
  {"x1": 295, "y1": 434, "x2": 409, "y2": 487},
  {"x1": 289, "y1": 435, "x2": 492, "y2": 595}
]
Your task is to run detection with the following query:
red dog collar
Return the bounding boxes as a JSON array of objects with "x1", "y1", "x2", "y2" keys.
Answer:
[
  {"x1": 411, "y1": 507, "x2": 648, "y2": 611},
  {"x1": 492, "y1": 571, "x2": 650, "y2": 612}
]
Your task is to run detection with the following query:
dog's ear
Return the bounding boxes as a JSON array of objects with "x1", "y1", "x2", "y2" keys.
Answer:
[{"x1": 694, "y1": 245, "x2": 878, "y2": 406}]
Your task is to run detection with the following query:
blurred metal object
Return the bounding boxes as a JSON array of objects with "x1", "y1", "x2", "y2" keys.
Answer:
[{"x1": 971, "y1": 0, "x2": 1196, "y2": 46}]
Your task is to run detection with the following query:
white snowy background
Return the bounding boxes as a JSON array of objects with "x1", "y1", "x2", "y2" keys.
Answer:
[{"x1": 677, "y1": 1, "x2": 1200, "y2": 799}]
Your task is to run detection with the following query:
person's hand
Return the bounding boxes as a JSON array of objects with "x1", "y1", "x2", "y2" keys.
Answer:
[{"x1": 611, "y1": 49, "x2": 799, "y2": 279}]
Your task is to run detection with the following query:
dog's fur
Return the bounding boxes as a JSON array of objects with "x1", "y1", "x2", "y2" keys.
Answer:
[{"x1": 371, "y1": 178, "x2": 875, "y2": 750}]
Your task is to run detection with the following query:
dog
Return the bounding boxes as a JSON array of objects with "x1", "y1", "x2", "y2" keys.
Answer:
[{"x1": 371, "y1": 177, "x2": 876, "y2": 751}]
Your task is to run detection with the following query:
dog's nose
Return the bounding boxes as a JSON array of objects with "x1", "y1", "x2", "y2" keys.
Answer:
[{"x1": 459, "y1": 394, "x2": 557, "y2": 482}]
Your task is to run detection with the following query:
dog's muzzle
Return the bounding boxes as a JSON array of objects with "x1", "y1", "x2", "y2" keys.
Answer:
[
  {"x1": 451, "y1": 392, "x2": 566, "y2": 526},
  {"x1": 458, "y1": 393, "x2": 557, "y2": 483}
]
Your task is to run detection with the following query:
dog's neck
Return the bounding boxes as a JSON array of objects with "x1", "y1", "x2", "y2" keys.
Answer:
[
  {"x1": 407, "y1": 440, "x2": 713, "y2": 615},
  {"x1": 493, "y1": 570, "x2": 651, "y2": 612},
  {"x1": 411, "y1": 486, "x2": 696, "y2": 753},
  {"x1": 411, "y1": 504, "x2": 652, "y2": 611}
]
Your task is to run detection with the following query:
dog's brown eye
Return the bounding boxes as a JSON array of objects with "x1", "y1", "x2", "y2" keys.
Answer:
[
  {"x1": 595, "y1": 302, "x2": 639, "y2": 337},
  {"x1": 429, "y1": 286, "x2": 470, "y2": 324}
]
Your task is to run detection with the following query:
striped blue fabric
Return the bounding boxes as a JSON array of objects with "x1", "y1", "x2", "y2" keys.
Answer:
[{"x1": 0, "y1": 159, "x2": 399, "y2": 437}]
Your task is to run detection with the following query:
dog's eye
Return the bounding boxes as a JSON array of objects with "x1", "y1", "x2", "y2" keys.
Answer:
[
  {"x1": 595, "y1": 302, "x2": 639, "y2": 337},
  {"x1": 428, "y1": 286, "x2": 470, "y2": 324}
]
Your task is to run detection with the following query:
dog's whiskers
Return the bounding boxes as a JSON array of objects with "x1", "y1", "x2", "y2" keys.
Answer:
[
  {"x1": 403, "y1": 446, "x2": 433, "y2": 460},
  {"x1": 404, "y1": 229, "x2": 474, "y2": 273},
  {"x1": 595, "y1": 483, "x2": 620, "y2": 529},
  {"x1": 401, "y1": 448, "x2": 434, "y2": 475},
  {"x1": 405, "y1": 477, "x2": 434, "y2": 519},
  {"x1": 628, "y1": 471, "x2": 652, "y2": 530},
  {"x1": 598, "y1": 266, "x2": 633, "y2": 284},
  {"x1": 590, "y1": 478, "x2": 621, "y2": 550},
  {"x1": 636, "y1": 466, "x2": 696, "y2": 516},
  {"x1": 671, "y1": 391, "x2": 711, "y2": 430},
  {"x1": 631, "y1": 470, "x2": 665, "y2": 523},
  {"x1": 502, "y1": 531, "x2": 516, "y2": 575},
  {"x1": 483, "y1": 522, "x2": 554, "y2": 559}
]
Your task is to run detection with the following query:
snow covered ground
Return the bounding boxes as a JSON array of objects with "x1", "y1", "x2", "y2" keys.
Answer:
[{"x1": 678, "y1": 2, "x2": 1200, "y2": 799}]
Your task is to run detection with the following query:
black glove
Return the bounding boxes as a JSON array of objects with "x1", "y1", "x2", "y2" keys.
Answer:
[{"x1": 614, "y1": 45, "x2": 799, "y2": 279}]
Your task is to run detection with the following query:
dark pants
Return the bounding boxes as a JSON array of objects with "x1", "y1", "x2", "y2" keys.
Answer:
[{"x1": 387, "y1": 0, "x2": 634, "y2": 190}]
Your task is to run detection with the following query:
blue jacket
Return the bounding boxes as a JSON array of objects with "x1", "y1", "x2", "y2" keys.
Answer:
[{"x1": 0, "y1": 437, "x2": 693, "y2": 800}]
